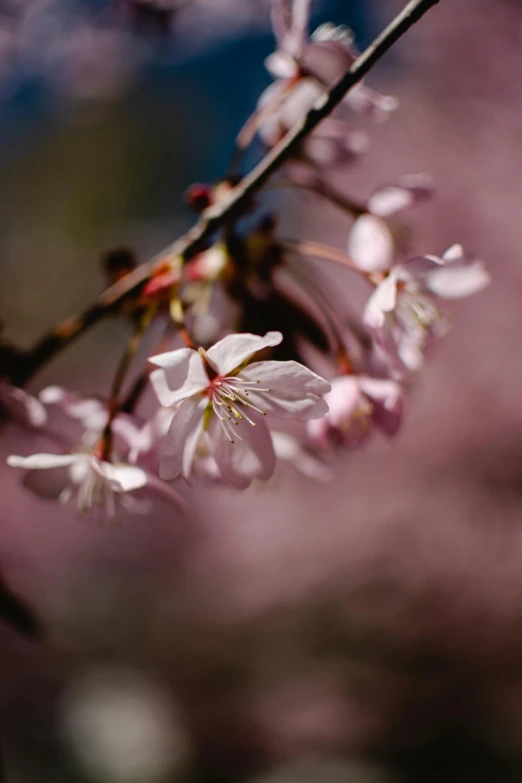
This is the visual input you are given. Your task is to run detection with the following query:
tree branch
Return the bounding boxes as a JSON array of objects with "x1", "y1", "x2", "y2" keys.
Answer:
[{"x1": 16, "y1": 0, "x2": 440, "y2": 386}]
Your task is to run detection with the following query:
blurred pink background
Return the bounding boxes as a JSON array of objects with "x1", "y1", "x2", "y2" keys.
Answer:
[{"x1": 2, "y1": 1, "x2": 522, "y2": 781}]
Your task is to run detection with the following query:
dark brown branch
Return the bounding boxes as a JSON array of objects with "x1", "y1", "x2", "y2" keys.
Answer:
[{"x1": 16, "y1": 0, "x2": 439, "y2": 385}]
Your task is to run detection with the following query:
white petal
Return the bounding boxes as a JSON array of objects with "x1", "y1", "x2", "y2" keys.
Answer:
[
  {"x1": 286, "y1": 0, "x2": 310, "y2": 56},
  {"x1": 7, "y1": 453, "x2": 78, "y2": 470},
  {"x1": 95, "y1": 462, "x2": 149, "y2": 493},
  {"x1": 207, "y1": 411, "x2": 275, "y2": 489},
  {"x1": 348, "y1": 215, "x2": 393, "y2": 272},
  {"x1": 358, "y1": 377, "x2": 402, "y2": 408},
  {"x1": 363, "y1": 273, "x2": 398, "y2": 328},
  {"x1": 442, "y1": 243, "x2": 464, "y2": 262},
  {"x1": 150, "y1": 352, "x2": 208, "y2": 408},
  {"x1": 241, "y1": 361, "x2": 330, "y2": 420},
  {"x1": 111, "y1": 415, "x2": 142, "y2": 451},
  {"x1": 38, "y1": 385, "x2": 67, "y2": 404},
  {"x1": 270, "y1": 0, "x2": 291, "y2": 48},
  {"x1": 368, "y1": 174, "x2": 432, "y2": 217},
  {"x1": 159, "y1": 397, "x2": 206, "y2": 481},
  {"x1": 397, "y1": 332, "x2": 425, "y2": 371},
  {"x1": 344, "y1": 83, "x2": 398, "y2": 120},
  {"x1": 368, "y1": 187, "x2": 413, "y2": 217},
  {"x1": 206, "y1": 331, "x2": 283, "y2": 377},
  {"x1": 265, "y1": 50, "x2": 297, "y2": 79},
  {"x1": 69, "y1": 457, "x2": 90, "y2": 485},
  {"x1": 149, "y1": 346, "x2": 194, "y2": 369},
  {"x1": 426, "y1": 261, "x2": 491, "y2": 299},
  {"x1": 323, "y1": 376, "x2": 362, "y2": 426}
]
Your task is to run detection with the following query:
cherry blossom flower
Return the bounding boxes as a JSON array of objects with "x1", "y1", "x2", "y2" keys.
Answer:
[
  {"x1": 7, "y1": 388, "x2": 186, "y2": 518},
  {"x1": 307, "y1": 375, "x2": 403, "y2": 449},
  {"x1": 363, "y1": 245, "x2": 491, "y2": 372},
  {"x1": 149, "y1": 331, "x2": 331, "y2": 488},
  {"x1": 347, "y1": 174, "x2": 433, "y2": 273},
  {"x1": 252, "y1": 1, "x2": 397, "y2": 175},
  {"x1": 8, "y1": 452, "x2": 144, "y2": 516},
  {"x1": 267, "y1": 5, "x2": 396, "y2": 118}
]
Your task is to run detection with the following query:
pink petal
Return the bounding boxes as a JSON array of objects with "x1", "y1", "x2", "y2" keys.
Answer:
[
  {"x1": 368, "y1": 187, "x2": 413, "y2": 217},
  {"x1": 358, "y1": 377, "x2": 402, "y2": 408},
  {"x1": 143, "y1": 473, "x2": 188, "y2": 513},
  {"x1": 241, "y1": 360, "x2": 330, "y2": 420},
  {"x1": 368, "y1": 174, "x2": 432, "y2": 217},
  {"x1": 348, "y1": 215, "x2": 394, "y2": 273},
  {"x1": 150, "y1": 351, "x2": 208, "y2": 408},
  {"x1": 324, "y1": 376, "x2": 362, "y2": 426},
  {"x1": 207, "y1": 411, "x2": 275, "y2": 489},
  {"x1": 358, "y1": 376, "x2": 403, "y2": 436},
  {"x1": 269, "y1": 0, "x2": 291, "y2": 48},
  {"x1": 285, "y1": 0, "x2": 310, "y2": 56},
  {"x1": 302, "y1": 37, "x2": 355, "y2": 85},
  {"x1": 271, "y1": 431, "x2": 331, "y2": 482},
  {"x1": 397, "y1": 331, "x2": 425, "y2": 372},
  {"x1": 426, "y1": 261, "x2": 491, "y2": 299},
  {"x1": 206, "y1": 331, "x2": 282, "y2": 377},
  {"x1": 403, "y1": 254, "x2": 444, "y2": 279},
  {"x1": 111, "y1": 415, "x2": 142, "y2": 451},
  {"x1": 265, "y1": 50, "x2": 297, "y2": 79},
  {"x1": 363, "y1": 273, "x2": 398, "y2": 328},
  {"x1": 344, "y1": 83, "x2": 398, "y2": 120},
  {"x1": 159, "y1": 397, "x2": 206, "y2": 481}
]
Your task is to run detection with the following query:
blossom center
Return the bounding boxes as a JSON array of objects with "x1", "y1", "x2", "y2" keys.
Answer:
[{"x1": 205, "y1": 375, "x2": 271, "y2": 444}]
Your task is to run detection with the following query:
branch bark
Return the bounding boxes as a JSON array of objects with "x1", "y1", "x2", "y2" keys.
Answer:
[{"x1": 16, "y1": 0, "x2": 440, "y2": 386}]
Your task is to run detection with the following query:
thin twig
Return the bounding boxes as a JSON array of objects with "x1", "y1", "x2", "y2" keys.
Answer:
[{"x1": 16, "y1": 0, "x2": 439, "y2": 385}]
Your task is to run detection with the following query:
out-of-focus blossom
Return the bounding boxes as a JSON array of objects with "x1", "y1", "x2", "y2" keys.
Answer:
[
  {"x1": 366, "y1": 173, "x2": 433, "y2": 218},
  {"x1": 347, "y1": 174, "x2": 433, "y2": 273},
  {"x1": 0, "y1": 381, "x2": 47, "y2": 428},
  {"x1": 7, "y1": 387, "x2": 186, "y2": 517},
  {"x1": 253, "y1": 1, "x2": 397, "y2": 175},
  {"x1": 149, "y1": 330, "x2": 331, "y2": 488},
  {"x1": 348, "y1": 214, "x2": 394, "y2": 274},
  {"x1": 195, "y1": 428, "x2": 331, "y2": 483},
  {"x1": 257, "y1": 79, "x2": 370, "y2": 170},
  {"x1": 307, "y1": 375, "x2": 403, "y2": 449},
  {"x1": 363, "y1": 245, "x2": 491, "y2": 372},
  {"x1": 7, "y1": 448, "x2": 186, "y2": 517},
  {"x1": 7, "y1": 451, "x2": 150, "y2": 516}
]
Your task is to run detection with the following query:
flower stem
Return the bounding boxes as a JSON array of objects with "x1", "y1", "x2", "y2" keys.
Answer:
[{"x1": 101, "y1": 306, "x2": 155, "y2": 460}]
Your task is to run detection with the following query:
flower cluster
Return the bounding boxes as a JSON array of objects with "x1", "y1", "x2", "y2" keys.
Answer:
[{"x1": 2, "y1": 0, "x2": 490, "y2": 522}]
